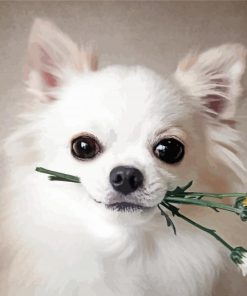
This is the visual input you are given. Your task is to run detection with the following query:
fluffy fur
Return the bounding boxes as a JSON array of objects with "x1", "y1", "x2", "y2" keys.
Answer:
[{"x1": 1, "y1": 19, "x2": 247, "y2": 295}]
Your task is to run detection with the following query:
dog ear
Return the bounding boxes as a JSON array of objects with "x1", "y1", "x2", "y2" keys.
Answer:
[
  {"x1": 175, "y1": 44, "x2": 246, "y2": 121},
  {"x1": 24, "y1": 19, "x2": 97, "y2": 101}
]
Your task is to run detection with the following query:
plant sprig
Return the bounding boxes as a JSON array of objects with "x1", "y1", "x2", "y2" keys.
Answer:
[
  {"x1": 35, "y1": 167, "x2": 247, "y2": 276},
  {"x1": 36, "y1": 167, "x2": 81, "y2": 183}
]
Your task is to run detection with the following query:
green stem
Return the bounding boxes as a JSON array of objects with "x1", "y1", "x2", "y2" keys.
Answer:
[
  {"x1": 176, "y1": 210, "x2": 234, "y2": 251},
  {"x1": 48, "y1": 176, "x2": 79, "y2": 183},
  {"x1": 161, "y1": 203, "x2": 234, "y2": 252},
  {"x1": 167, "y1": 192, "x2": 246, "y2": 199},
  {"x1": 36, "y1": 167, "x2": 80, "y2": 183},
  {"x1": 164, "y1": 197, "x2": 241, "y2": 214}
]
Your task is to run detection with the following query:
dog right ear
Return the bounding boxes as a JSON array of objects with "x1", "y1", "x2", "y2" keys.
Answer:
[
  {"x1": 24, "y1": 19, "x2": 97, "y2": 101},
  {"x1": 175, "y1": 44, "x2": 246, "y2": 121}
]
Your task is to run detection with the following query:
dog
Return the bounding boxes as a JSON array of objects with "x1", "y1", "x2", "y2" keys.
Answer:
[{"x1": 0, "y1": 19, "x2": 246, "y2": 296}]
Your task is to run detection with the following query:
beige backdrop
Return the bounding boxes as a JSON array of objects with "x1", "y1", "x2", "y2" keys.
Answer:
[
  {"x1": 0, "y1": 1, "x2": 247, "y2": 139},
  {"x1": 0, "y1": 1, "x2": 247, "y2": 293}
]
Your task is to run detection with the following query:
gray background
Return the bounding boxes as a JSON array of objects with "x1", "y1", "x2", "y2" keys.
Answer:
[
  {"x1": 0, "y1": 1, "x2": 247, "y2": 139},
  {"x1": 0, "y1": 1, "x2": 247, "y2": 293}
]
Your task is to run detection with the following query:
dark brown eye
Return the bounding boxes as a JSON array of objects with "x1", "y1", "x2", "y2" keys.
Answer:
[
  {"x1": 71, "y1": 135, "x2": 101, "y2": 160},
  {"x1": 153, "y1": 138, "x2": 185, "y2": 164}
]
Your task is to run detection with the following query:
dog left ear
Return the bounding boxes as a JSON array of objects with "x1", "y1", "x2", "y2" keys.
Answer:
[
  {"x1": 25, "y1": 19, "x2": 98, "y2": 101},
  {"x1": 175, "y1": 44, "x2": 246, "y2": 120}
]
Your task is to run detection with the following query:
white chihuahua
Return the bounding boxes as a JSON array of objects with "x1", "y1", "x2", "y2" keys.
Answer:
[{"x1": 0, "y1": 19, "x2": 247, "y2": 296}]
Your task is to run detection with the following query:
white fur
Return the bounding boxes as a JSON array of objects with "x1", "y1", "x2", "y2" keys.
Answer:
[{"x1": 1, "y1": 19, "x2": 247, "y2": 295}]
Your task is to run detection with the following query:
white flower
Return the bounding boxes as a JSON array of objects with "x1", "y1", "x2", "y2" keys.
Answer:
[
  {"x1": 239, "y1": 253, "x2": 247, "y2": 276},
  {"x1": 230, "y1": 247, "x2": 247, "y2": 277}
]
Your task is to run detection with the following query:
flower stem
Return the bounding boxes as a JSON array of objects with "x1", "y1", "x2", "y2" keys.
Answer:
[
  {"x1": 164, "y1": 197, "x2": 241, "y2": 215},
  {"x1": 168, "y1": 192, "x2": 246, "y2": 199},
  {"x1": 161, "y1": 203, "x2": 234, "y2": 252},
  {"x1": 35, "y1": 167, "x2": 80, "y2": 183}
]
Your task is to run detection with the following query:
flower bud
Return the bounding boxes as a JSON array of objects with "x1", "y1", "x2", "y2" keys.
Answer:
[
  {"x1": 230, "y1": 247, "x2": 247, "y2": 276},
  {"x1": 234, "y1": 196, "x2": 247, "y2": 221}
]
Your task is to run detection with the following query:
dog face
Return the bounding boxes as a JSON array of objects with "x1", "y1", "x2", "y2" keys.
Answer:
[
  {"x1": 36, "y1": 66, "x2": 196, "y2": 211},
  {"x1": 21, "y1": 19, "x2": 246, "y2": 220}
]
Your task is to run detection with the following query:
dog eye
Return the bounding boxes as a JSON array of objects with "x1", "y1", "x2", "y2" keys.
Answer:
[
  {"x1": 71, "y1": 135, "x2": 102, "y2": 160},
  {"x1": 153, "y1": 138, "x2": 185, "y2": 164}
]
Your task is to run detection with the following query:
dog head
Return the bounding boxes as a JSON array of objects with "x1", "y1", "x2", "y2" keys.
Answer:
[{"x1": 10, "y1": 19, "x2": 247, "y2": 223}]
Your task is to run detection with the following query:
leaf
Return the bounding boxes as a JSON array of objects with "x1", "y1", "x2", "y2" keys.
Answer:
[
  {"x1": 179, "y1": 180, "x2": 193, "y2": 192},
  {"x1": 158, "y1": 205, "x2": 177, "y2": 235},
  {"x1": 166, "y1": 181, "x2": 193, "y2": 197},
  {"x1": 211, "y1": 207, "x2": 220, "y2": 213}
]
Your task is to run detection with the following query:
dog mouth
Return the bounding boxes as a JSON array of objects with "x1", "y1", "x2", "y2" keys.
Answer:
[
  {"x1": 93, "y1": 199, "x2": 150, "y2": 212},
  {"x1": 105, "y1": 202, "x2": 146, "y2": 212}
]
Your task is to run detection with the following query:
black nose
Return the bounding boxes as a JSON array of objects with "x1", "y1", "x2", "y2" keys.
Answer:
[{"x1": 109, "y1": 166, "x2": 144, "y2": 195}]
